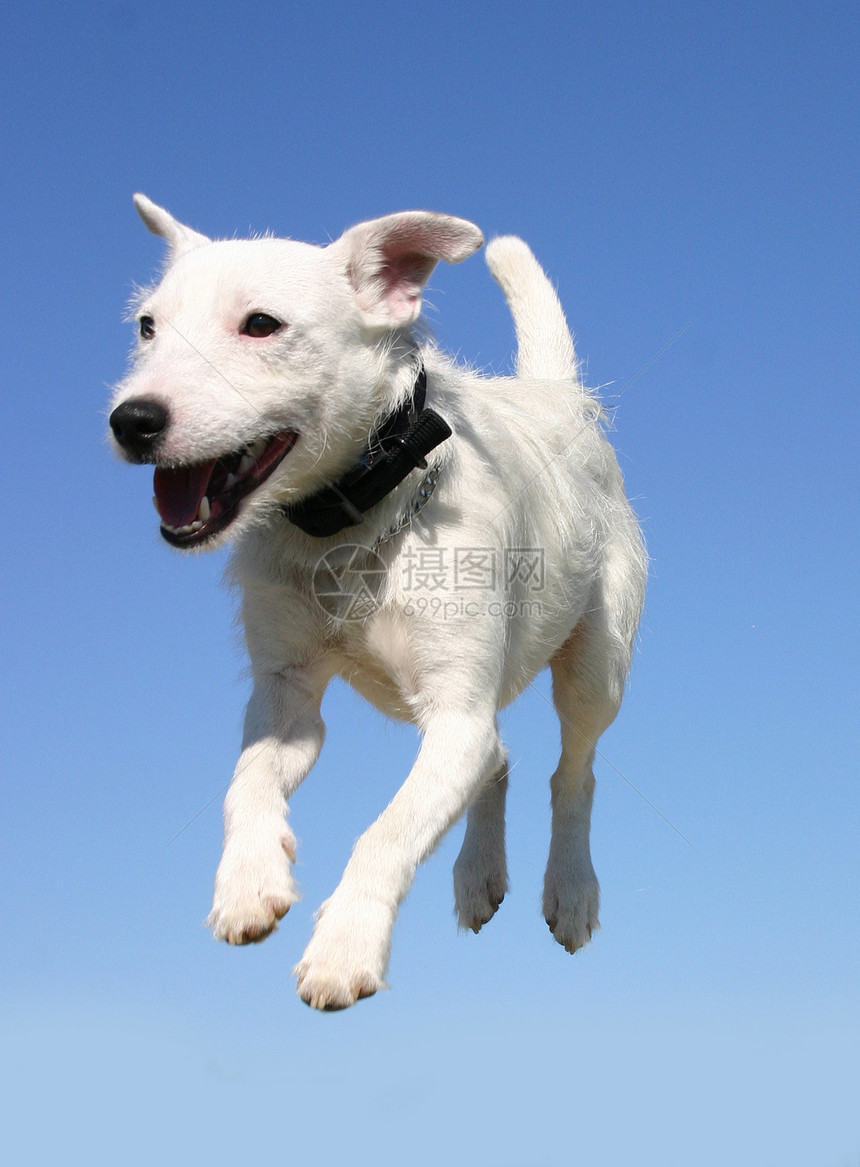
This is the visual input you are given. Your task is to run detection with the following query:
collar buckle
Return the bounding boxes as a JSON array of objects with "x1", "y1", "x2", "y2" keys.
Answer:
[{"x1": 283, "y1": 357, "x2": 451, "y2": 538}]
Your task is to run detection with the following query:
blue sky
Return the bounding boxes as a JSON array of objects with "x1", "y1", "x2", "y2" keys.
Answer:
[{"x1": 1, "y1": 2, "x2": 858, "y2": 1164}]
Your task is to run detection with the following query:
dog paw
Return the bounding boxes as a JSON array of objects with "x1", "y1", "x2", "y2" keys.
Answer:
[
  {"x1": 293, "y1": 894, "x2": 391, "y2": 1010},
  {"x1": 294, "y1": 958, "x2": 383, "y2": 1011},
  {"x1": 453, "y1": 810, "x2": 508, "y2": 933},
  {"x1": 207, "y1": 832, "x2": 299, "y2": 946},
  {"x1": 453, "y1": 853, "x2": 507, "y2": 933},
  {"x1": 543, "y1": 868, "x2": 600, "y2": 954}
]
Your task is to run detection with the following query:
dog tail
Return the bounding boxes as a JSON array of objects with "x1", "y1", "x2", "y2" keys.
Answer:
[{"x1": 485, "y1": 236, "x2": 578, "y2": 382}]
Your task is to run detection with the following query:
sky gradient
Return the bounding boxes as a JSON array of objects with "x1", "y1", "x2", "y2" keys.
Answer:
[{"x1": 2, "y1": 3, "x2": 858, "y2": 1164}]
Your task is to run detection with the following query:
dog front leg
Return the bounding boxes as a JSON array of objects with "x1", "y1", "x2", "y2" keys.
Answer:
[
  {"x1": 207, "y1": 670, "x2": 325, "y2": 945},
  {"x1": 295, "y1": 707, "x2": 503, "y2": 1009}
]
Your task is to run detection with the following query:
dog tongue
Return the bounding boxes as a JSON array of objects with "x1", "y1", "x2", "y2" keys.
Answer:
[{"x1": 153, "y1": 461, "x2": 215, "y2": 528}]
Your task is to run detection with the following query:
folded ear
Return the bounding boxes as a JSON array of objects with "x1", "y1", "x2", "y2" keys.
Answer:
[
  {"x1": 133, "y1": 193, "x2": 211, "y2": 259},
  {"x1": 331, "y1": 211, "x2": 484, "y2": 328}
]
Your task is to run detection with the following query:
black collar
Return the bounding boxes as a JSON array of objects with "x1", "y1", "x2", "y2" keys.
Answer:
[{"x1": 282, "y1": 357, "x2": 452, "y2": 538}]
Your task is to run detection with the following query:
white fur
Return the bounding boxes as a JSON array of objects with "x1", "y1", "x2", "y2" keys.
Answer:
[{"x1": 110, "y1": 196, "x2": 647, "y2": 1009}]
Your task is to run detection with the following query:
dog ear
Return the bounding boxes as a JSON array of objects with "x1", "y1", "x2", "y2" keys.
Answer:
[
  {"x1": 331, "y1": 212, "x2": 484, "y2": 328},
  {"x1": 133, "y1": 194, "x2": 211, "y2": 259}
]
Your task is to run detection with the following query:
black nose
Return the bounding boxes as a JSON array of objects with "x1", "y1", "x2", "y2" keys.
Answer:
[{"x1": 110, "y1": 398, "x2": 169, "y2": 458}]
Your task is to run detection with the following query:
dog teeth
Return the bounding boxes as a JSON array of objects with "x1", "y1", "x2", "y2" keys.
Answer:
[
  {"x1": 199, "y1": 495, "x2": 211, "y2": 522},
  {"x1": 162, "y1": 519, "x2": 205, "y2": 536},
  {"x1": 233, "y1": 437, "x2": 269, "y2": 480}
]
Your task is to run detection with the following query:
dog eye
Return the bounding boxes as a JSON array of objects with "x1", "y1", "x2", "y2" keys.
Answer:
[
  {"x1": 139, "y1": 315, "x2": 156, "y2": 340},
  {"x1": 241, "y1": 312, "x2": 283, "y2": 338}
]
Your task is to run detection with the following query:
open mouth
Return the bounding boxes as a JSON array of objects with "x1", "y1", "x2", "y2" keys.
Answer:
[{"x1": 153, "y1": 431, "x2": 298, "y2": 548}]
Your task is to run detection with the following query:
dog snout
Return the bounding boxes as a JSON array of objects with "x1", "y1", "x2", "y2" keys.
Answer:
[{"x1": 110, "y1": 398, "x2": 169, "y2": 459}]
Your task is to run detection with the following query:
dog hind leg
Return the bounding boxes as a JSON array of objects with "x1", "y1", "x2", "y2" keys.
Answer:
[
  {"x1": 453, "y1": 758, "x2": 509, "y2": 932},
  {"x1": 543, "y1": 615, "x2": 627, "y2": 953}
]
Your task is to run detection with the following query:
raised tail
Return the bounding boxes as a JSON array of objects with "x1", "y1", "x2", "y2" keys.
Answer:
[{"x1": 485, "y1": 236, "x2": 578, "y2": 382}]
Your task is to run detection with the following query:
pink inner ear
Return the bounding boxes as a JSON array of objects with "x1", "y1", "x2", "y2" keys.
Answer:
[{"x1": 379, "y1": 251, "x2": 436, "y2": 319}]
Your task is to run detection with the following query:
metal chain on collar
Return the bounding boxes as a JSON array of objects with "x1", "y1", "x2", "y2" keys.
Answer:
[{"x1": 372, "y1": 464, "x2": 442, "y2": 549}]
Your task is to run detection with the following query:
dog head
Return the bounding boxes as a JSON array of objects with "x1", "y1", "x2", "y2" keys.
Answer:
[{"x1": 109, "y1": 195, "x2": 482, "y2": 550}]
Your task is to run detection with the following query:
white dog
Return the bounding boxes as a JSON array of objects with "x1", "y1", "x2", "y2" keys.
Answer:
[{"x1": 109, "y1": 195, "x2": 646, "y2": 1010}]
